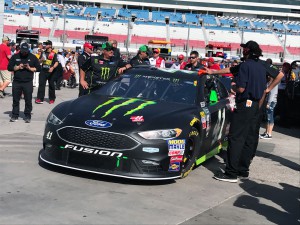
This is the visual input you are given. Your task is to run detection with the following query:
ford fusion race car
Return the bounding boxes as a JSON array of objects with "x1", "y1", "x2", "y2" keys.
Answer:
[{"x1": 39, "y1": 67, "x2": 234, "y2": 180}]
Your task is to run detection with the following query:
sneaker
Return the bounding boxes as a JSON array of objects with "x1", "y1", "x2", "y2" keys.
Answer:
[
  {"x1": 238, "y1": 172, "x2": 249, "y2": 180},
  {"x1": 0, "y1": 90, "x2": 4, "y2": 98},
  {"x1": 35, "y1": 99, "x2": 43, "y2": 104},
  {"x1": 213, "y1": 172, "x2": 238, "y2": 183},
  {"x1": 49, "y1": 100, "x2": 55, "y2": 104},
  {"x1": 259, "y1": 132, "x2": 267, "y2": 138},
  {"x1": 261, "y1": 134, "x2": 272, "y2": 139},
  {"x1": 24, "y1": 117, "x2": 31, "y2": 123},
  {"x1": 10, "y1": 116, "x2": 18, "y2": 122}
]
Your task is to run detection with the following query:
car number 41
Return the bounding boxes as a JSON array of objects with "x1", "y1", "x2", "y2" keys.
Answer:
[{"x1": 46, "y1": 131, "x2": 53, "y2": 140}]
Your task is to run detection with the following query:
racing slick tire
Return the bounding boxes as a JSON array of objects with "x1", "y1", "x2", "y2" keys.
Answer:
[{"x1": 181, "y1": 127, "x2": 201, "y2": 178}]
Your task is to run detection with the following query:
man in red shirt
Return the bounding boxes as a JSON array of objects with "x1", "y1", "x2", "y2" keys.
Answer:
[
  {"x1": 171, "y1": 54, "x2": 187, "y2": 70},
  {"x1": 207, "y1": 57, "x2": 221, "y2": 70},
  {"x1": 0, "y1": 36, "x2": 12, "y2": 98}
]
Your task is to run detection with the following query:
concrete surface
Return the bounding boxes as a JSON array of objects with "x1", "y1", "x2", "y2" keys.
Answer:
[{"x1": 0, "y1": 86, "x2": 299, "y2": 225}]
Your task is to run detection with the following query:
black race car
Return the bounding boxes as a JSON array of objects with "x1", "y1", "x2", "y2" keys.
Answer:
[{"x1": 40, "y1": 67, "x2": 234, "y2": 180}]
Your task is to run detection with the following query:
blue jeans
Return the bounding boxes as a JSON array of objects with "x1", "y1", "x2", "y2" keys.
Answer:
[{"x1": 267, "y1": 101, "x2": 277, "y2": 124}]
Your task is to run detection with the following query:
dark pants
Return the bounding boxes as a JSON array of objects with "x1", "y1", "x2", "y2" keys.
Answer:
[
  {"x1": 225, "y1": 100, "x2": 260, "y2": 177},
  {"x1": 12, "y1": 81, "x2": 33, "y2": 118},
  {"x1": 37, "y1": 70, "x2": 56, "y2": 101},
  {"x1": 55, "y1": 63, "x2": 63, "y2": 88}
]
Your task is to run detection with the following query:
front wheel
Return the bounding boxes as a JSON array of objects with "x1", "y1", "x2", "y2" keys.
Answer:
[{"x1": 181, "y1": 127, "x2": 201, "y2": 178}]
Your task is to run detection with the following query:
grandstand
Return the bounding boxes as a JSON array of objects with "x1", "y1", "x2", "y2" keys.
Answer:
[{"x1": 2, "y1": 0, "x2": 300, "y2": 60}]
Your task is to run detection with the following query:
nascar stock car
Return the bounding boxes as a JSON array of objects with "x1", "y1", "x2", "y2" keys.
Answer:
[{"x1": 39, "y1": 67, "x2": 234, "y2": 180}]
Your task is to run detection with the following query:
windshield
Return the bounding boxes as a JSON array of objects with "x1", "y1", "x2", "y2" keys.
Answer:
[{"x1": 97, "y1": 74, "x2": 197, "y2": 105}]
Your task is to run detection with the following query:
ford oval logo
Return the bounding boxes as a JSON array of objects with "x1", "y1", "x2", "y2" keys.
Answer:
[{"x1": 85, "y1": 120, "x2": 112, "y2": 128}]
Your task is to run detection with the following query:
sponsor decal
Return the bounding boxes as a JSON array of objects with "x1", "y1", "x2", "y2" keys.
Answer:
[
  {"x1": 194, "y1": 81, "x2": 197, "y2": 86},
  {"x1": 141, "y1": 160, "x2": 159, "y2": 165},
  {"x1": 167, "y1": 139, "x2": 185, "y2": 150},
  {"x1": 85, "y1": 120, "x2": 112, "y2": 128},
  {"x1": 200, "y1": 111, "x2": 205, "y2": 118},
  {"x1": 63, "y1": 144, "x2": 123, "y2": 157},
  {"x1": 101, "y1": 67, "x2": 111, "y2": 80},
  {"x1": 202, "y1": 122, "x2": 207, "y2": 129},
  {"x1": 168, "y1": 150, "x2": 185, "y2": 156},
  {"x1": 170, "y1": 155, "x2": 183, "y2": 163},
  {"x1": 92, "y1": 97, "x2": 156, "y2": 118},
  {"x1": 190, "y1": 117, "x2": 200, "y2": 126},
  {"x1": 189, "y1": 130, "x2": 199, "y2": 137},
  {"x1": 99, "y1": 60, "x2": 104, "y2": 64},
  {"x1": 130, "y1": 116, "x2": 144, "y2": 122},
  {"x1": 201, "y1": 117, "x2": 206, "y2": 123},
  {"x1": 168, "y1": 162, "x2": 180, "y2": 172},
  {"x1": 142, "y1": 147, "x2": 159, "y2": 153}
]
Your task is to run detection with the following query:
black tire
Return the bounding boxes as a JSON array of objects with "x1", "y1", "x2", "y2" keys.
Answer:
[{"x1": 181, "y1": 127, "x2": 201, "y2": 178}]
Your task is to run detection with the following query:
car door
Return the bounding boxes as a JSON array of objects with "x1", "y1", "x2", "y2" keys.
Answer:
[{"x1": 200, "y1": 75, "x2": 228, "y2": 153}]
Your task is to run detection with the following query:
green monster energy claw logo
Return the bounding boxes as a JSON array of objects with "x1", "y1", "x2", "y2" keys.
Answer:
[
  {"x1": 92, "y1": 97, "x2": 157, "y2": 118},
  {"x1": 101, "y1": 67, "x2": 111, "y2": 80},
  {"x1": 172, "y1": 78, "x2": 179, "y2": 83}
]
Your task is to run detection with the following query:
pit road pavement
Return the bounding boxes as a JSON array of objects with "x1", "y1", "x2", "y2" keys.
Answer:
[{"x1": 0, "y1": 86, "x2": 299, "y2": 225}]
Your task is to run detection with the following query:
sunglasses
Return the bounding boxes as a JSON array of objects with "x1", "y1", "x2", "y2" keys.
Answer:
[{"x1": 189, "y1": 56, "x2": 196, "y2": 59}]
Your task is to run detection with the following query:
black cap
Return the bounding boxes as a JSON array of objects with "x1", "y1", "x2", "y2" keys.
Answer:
[
  {"x1": 240, "y1": 40, "x2": 259, "y2": 50},
  {"x1": 44, "y1": 40, "x2": 52, "y2": 46},
  {"x1": 240, "y1": 40, "x2": 262, "y2": 57},
  {"x1": 20, "y1": 42, "x2": 30, "y2": 53}
]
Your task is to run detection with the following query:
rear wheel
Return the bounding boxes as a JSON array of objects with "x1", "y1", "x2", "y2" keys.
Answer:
[{"x1": 181, "y1": 127, "x2": 201, "y2": 178}]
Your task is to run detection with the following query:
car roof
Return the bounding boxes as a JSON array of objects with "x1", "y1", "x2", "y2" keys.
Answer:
[{"x1": 126, "y1": 67, "x2": 199, "y2": 80}]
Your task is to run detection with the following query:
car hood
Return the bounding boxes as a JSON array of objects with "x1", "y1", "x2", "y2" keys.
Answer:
[{"x1": 60, "y1": 95, "x2": 196, "y2": 132}]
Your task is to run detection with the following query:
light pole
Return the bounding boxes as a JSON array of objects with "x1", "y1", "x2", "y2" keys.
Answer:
[
  {"x1": 165, "y1": 16, "x2": 170, "y2": 44},
  {"x1": 126, "y1": 14, "x2": 136, "y2": 56},
  {"x1": 283, "y1": 28, "x2": 287, "y2": 61},
  {"x1": 186, "y1": 23, "x2": 190, "y2": 58},
  {"x1": 62, "y1": 8, "x2": 66, "y2": 49},
  {"x1": 241, "y1": 26, "x2": 244, "y2": 44}
]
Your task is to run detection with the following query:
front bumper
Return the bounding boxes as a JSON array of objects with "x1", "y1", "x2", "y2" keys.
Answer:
[{"x1": 40, "y1": 125, "x2": 182, "y2": 180}]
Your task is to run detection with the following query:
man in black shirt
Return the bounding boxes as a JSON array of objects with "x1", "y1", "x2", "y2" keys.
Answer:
[
  {"x1": 184, "y1": 51, "x2": 204, "y2": 71},
  {"x1": 130, "y1": 45, "x2": 151, "y2": 67},
  {"x1": 35, "y1": 40, "x2": 59, "y2": 104},
  {"x1": 205, "y1": 40, "x2": 283, "y2": 182},
  {"x1": 7, "y1": 42, "x2": 41, "y2": 123},
  {"x1": 78, "y1": 42, "x2": 93, "y2": 96},
  {"x1": 80, "y1": 42, "x2": 131, "y2": 95}
]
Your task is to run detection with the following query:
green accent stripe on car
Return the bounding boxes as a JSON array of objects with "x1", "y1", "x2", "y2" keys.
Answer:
[
  {"x1": 92, "y1": 97, "x2": 124, "y2": 114},
  {"x1": 196, "y1": 144, "x2": 222, "y2": 165},
  {"x1": 102, "y1": 98, "x2": 142, "y2": 118},
  {"x1": 124, "y1": 101, "x2": 157, "y2": 116}
]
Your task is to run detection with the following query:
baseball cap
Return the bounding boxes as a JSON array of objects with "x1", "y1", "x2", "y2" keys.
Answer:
[
  {"x1": 178, "y1": 54, "x2": 184, "y2": 60},
  {"x1": 44, "y1": 40, "x2": 52, "y2": 46},
  {"x1": 153, "y1": 48, "x2": 160, "y2": 54},
  {"x1": 102, "y1": 42, "x2": 114, "y2": 51},
  {"x1": 139, "y1": 45, "x2": 149, "y2": 52},
  {"x1": 2, "y1": 36, "x2": 10, "y2": 41},
  {"x1": 83, "y1": 42, "x2": 93, "y2": 50},
  {"x1": 208, "y1": 57, "x2": 214, "y2": 63},
  {"x1": 20, "y1": 42, "x2": 30, "y2": 53},
  {"x1": 240, "y1": 40, "x2": 259, "y2": 50},
  {"x1": 58, "y1": 48, "x2": 63, "y2": 53}
]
